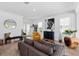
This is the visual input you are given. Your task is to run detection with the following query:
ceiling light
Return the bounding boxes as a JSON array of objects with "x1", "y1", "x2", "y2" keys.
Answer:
[
  {"x1": 33, "y1": 9, "x2": 36, "y2": 12},
  {"x1": 24, "y1": 2, "x2": 29, "y2": 4}
]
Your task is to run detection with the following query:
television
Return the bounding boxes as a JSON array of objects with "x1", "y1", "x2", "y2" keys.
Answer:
[{"x1": 43, "y1": 31, "x2": 54, "y2": 40}]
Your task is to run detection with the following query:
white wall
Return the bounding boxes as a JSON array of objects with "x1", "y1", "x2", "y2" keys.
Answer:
[
  {"x1": 75, "y1": 4, "x2": 79, "y2": 39},
  {"x1": 23, "y1": 11, "x2": 76, "y2": 40},
  {"x1": 54, "y1": 11, "x2": 76, "y2": 40},
  {"x1": 0, "y1": 10, "x2": 23, "y2": 39}
]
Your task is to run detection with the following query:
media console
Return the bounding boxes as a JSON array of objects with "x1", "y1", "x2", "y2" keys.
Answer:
[{"x1": 43, "y1": 31, "x2": 54, "y2": 41}]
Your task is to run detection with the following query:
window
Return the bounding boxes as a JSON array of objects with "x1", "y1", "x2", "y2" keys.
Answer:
[
  {"x1": 38, "y1": 22, "x2": 43, "y2": 28},
  {"x1": 60, "y1": 17, "x2": 71, "y2": 33},
  {"x1": 26, "y1": 24, "x2": 30, "y2": 35},
  {"x1": 38, "y1": 22, "x2": 43, "y2": 32}
]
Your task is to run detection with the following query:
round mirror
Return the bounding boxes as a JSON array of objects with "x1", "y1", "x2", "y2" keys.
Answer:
[{"x1": 4, "y1": 19, "x2": 17, "y2": 29}]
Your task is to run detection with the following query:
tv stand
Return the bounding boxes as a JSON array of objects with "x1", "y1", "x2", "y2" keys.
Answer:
[{"x1": 44, "y1": 31, "x2": 54, "y2": 41}]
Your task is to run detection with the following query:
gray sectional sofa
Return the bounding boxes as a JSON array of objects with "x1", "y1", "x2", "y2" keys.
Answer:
[{"x1": 18, "y1": 38, "x2": 65, "y2": 56}]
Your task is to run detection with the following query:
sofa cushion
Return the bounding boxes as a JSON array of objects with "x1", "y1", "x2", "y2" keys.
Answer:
[
  {"x1": 53, "y1": 44, "x2": 65, "y2": 56},
  {"x1": 34, "y1": 41, "x2": 53, "y2": 55},
  {"x1": 24, "y1": 38, "x2": 34, "y2": 46}
]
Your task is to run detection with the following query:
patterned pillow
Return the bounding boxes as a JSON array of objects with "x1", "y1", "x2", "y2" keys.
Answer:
[{"x1": 53, "y1": 44, "x2": 65, "y2": 56}]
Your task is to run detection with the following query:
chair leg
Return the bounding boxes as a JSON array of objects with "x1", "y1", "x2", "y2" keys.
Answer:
[
  {"x1": 5, "y1": 39, "x2": 7, "y2": 44},
  {"x1": 5, "y1": 39, "x2": 11, "y2": 44}
]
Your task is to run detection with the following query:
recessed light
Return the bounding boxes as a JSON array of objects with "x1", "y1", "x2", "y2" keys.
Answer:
[
  {"x1": 33, "y1": 9, "x2": 36, "y2": 12},
  {"x1": 24, "y1": 2, "x2": 29, "y2": 4}
]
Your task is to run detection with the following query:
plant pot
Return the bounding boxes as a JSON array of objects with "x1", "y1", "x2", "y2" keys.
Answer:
[{"x1": 59, "y1": 39, "x2": 62, "y2": 43}]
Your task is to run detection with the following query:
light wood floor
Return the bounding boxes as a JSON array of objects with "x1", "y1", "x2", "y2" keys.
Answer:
[
  {"x1": 0, "y1": 41, "x2": 79, "y2": 56},
  {"x1": 0, "y1": 42, "x2": 19, "y2": 56},
  {"x1": 65, "y1": 46, "x2": 79, "y2": 56}
]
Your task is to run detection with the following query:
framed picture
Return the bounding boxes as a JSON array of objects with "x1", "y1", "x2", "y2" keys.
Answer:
[{"x1": 47, "y1": 18, "x2": 55, "y2": 31}]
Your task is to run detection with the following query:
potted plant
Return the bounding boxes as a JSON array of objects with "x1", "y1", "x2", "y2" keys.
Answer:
[{"x1": 62, "y1": 29, "x2": 77, "y2": 37}]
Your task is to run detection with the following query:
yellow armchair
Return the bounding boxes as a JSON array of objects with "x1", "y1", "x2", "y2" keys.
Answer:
[
  {"x1": 64, "y1": 37, "x2": 79, "y2": 49},
  {"x1": 32, "y1": 32, "x2": 41, "y2": 41}
]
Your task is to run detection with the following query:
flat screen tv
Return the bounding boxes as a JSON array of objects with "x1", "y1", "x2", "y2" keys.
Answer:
[{"x1": 43, "y1": 31, "x2": 54, "y2": 40}]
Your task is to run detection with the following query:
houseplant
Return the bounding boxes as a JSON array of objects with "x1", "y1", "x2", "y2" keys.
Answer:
[
  {"x1": 63, "y1": 29, "x2": 78, "y2": 49},
  {"x1": 62, "y1": 29, "x2": 77, "y2": 37}
]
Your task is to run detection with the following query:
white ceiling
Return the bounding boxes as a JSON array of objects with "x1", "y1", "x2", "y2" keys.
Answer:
[{"x1": 0, "y1": 2, "x2": 78, "y2": 19}]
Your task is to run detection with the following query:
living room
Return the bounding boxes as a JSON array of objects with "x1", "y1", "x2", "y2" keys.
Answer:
[{"x1": 0, "y1": 2, "x2": 79, "y2": 56}]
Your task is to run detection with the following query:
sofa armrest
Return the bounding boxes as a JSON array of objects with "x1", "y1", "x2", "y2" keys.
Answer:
[{"x1": 18, "y1": 41, "x2": 29, "y2": 56}]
